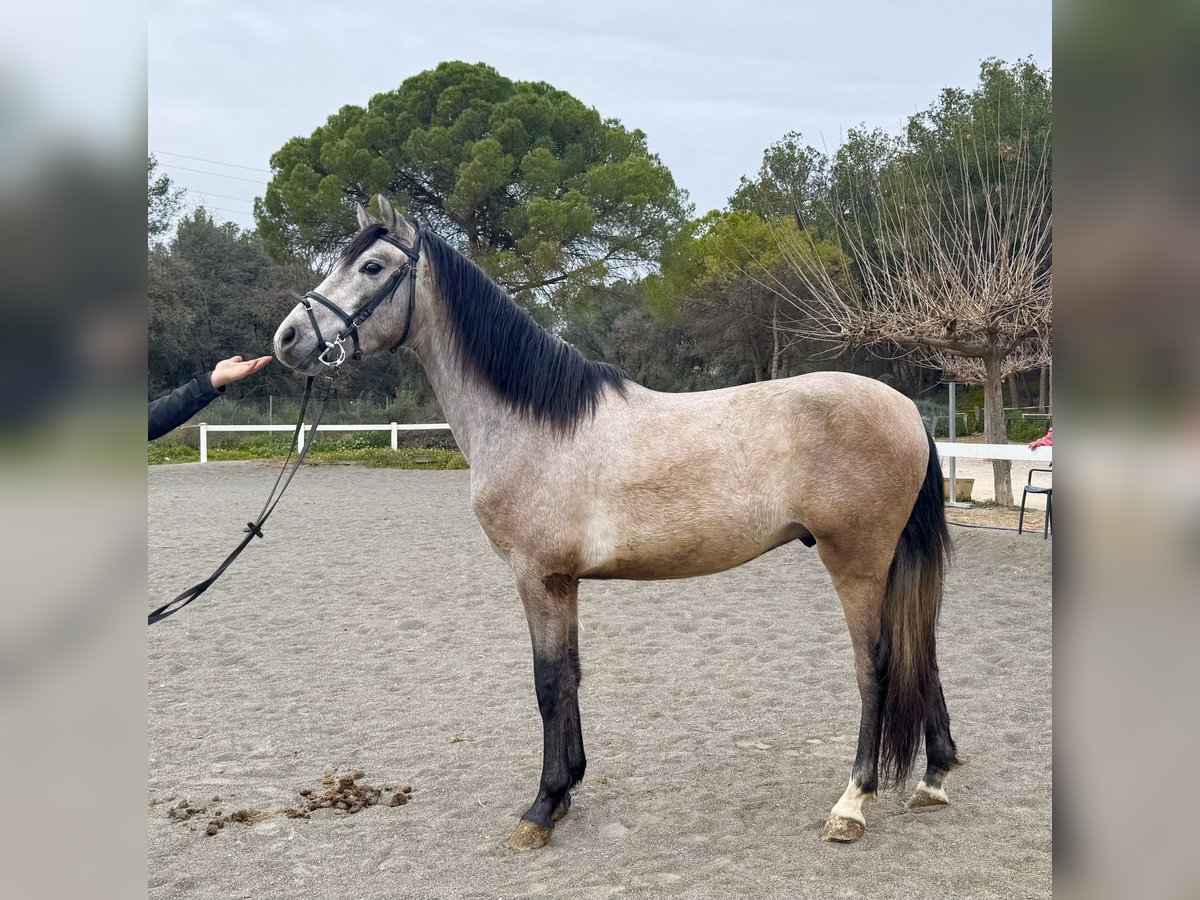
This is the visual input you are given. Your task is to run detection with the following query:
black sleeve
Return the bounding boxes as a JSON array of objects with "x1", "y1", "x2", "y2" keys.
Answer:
[{"x1": 148, "y1": 372, "x2": 223, "y2": 441}]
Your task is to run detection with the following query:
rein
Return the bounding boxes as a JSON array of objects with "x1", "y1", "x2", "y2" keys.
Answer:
[
  {"x1": 147, "y1": 374, "x2": 333, "y2": 624},
  {"x1": 148, "y1": 222, "x2": 424, "y2": 626}
]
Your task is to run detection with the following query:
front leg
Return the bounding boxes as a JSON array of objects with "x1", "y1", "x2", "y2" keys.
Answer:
[{"x1": 505, "y1": 572, "x2": 586, "y2": 851}]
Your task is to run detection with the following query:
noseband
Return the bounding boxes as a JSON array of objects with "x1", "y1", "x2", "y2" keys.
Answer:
[{"x1": 291, "y1": 222, "x2": 423, "y2": 368}]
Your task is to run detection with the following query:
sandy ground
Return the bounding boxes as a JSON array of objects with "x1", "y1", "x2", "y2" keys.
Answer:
[{"x1": 149, "y1": 463, "x2": 1052, "y2": 899}]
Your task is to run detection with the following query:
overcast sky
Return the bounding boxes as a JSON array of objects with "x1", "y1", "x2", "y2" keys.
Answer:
[{"x1": 149, "y1": 0, "x2": 1050, "y2": 230}]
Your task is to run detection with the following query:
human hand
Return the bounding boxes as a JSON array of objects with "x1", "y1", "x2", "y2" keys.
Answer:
[
  {"x1": 1028, "y1": 428, "x2": 1052, "y2": 450},
  {"x1": 210, "y1": 355, "x2": 272, "y2": 389}
]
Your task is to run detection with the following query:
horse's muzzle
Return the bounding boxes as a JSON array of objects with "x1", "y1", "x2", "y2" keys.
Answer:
[{"x1": 272, "y1": 316, "x2": 322, "y2": 373}]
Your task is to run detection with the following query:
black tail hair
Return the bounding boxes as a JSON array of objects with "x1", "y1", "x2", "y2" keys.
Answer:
[{"x1": 876, "y1": 427, "x2": 953, "y2": 785}]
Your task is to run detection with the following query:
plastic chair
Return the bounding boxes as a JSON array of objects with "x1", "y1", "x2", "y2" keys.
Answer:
[{"x1": 1019, "y1": 466, "x2": 1053, "y2": 538}]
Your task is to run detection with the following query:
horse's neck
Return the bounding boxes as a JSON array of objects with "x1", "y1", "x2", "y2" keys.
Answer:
[{"x1": 407, "y1": 313, "x2": 509, "y2": 466}]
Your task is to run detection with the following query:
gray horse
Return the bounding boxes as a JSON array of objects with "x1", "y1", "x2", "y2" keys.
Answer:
[{"x1": 273, "y1": 196, "x2": 959, "y2": 850}]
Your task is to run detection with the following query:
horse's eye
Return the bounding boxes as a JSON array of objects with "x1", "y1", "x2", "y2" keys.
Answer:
[{"x1": 362, "y1": 262, "x2": 383, "y2": 275}]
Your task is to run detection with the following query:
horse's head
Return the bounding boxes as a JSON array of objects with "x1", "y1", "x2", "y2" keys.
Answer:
[{"x1": 273, "y1": 194, "x2": 423, "y2": 374}]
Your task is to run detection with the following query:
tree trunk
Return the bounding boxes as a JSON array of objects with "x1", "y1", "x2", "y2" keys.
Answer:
[
  {"x1": 983, "y1": 352, "x2": 1013, "y2": 506},
  {"x1": 749, "y1": 340, "x2": 764, "y2": 382},
  {"x1": 1008, "y1": 373, "x2": 1020, "y2": 409},
  {"x1": 1038, "y1": 365, "x2": 1047, "y2": 413},
  {"x1": 770, "y1": 302, "x2": 781, "y2": 380}
]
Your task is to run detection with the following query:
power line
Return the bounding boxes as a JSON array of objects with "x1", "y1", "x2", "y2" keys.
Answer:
[
  {"x1": 159, "y1": 163, "x2": 267, "y2": 184},
  {"x1": 182, "y1": 187, "x2": 260, "y2": 205},
  {"x1": 205, "y1": 206, "x2": 257, "y2": 218},
  {"x1": 179, "y1": 197, "x2": 256, "y2": 220},
  {"x1": 152, "y1": 150, "x2": 271, "y2": 173}
]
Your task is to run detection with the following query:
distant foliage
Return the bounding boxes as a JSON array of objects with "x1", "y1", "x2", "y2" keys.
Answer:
[
  {"x1": 913, "y1": 399, "x2": 970, "y2": 438},
  {"x1": 148, "y1": 155, "x2": 185, "y2": 240},
  {"x1": 256, "y1": 61, "x2": 690, "y2": 299},
  {"x1": 147, "y1": 209, "x2": 444, "y2": 410},
  {"x1": 1007, "y1": 416, "x2": 1050, "y2": 444},
  {"x1": 148, "y1": 57, "x2": 1049, "y2": 455}
]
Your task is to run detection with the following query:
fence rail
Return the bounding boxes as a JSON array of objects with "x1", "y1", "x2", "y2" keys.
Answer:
[
  {"x1": 933, "y1": 442, "x2": 1051, "y2": 462},
  {"x1": 195, "y1": 423, "x2": 1051, "y2": 466}
]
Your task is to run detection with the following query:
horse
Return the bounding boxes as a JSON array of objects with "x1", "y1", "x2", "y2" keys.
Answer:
[{"x1": 272, "y1": 195, "x2": 960, "y2": 850}]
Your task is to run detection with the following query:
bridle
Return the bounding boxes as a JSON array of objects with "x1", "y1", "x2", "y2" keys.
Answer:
[{"x1": 291, "y1": 221, "x2": 423, "y2": 368}]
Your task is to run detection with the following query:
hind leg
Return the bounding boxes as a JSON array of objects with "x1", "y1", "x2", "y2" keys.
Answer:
[
  {"x1": 907, "y1": 675, "x2": 961, "y2": 808},
  {"x1": 820, "y1": 570, "x2": 888, "y2": 843}
]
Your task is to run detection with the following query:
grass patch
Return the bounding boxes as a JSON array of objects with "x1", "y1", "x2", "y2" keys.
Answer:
[
  {"x1": 301, "y1": 447, "x2": 467, "y2": 469},
  {"x1": 967, "y1": 499, "x2": 1012, "y2": 510},
  {"x1": 148, "y1": 441, "x2": 467, "y2": 469},
  {"x1": 148, "y1": 441, "x2": 200, "y2": 464}
]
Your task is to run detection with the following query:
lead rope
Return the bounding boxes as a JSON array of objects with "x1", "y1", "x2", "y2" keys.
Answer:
[{"x1": 148, "y1": 375, "x2": 335, "y2": 625}]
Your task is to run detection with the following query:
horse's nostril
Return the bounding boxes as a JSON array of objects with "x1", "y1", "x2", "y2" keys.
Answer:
[{"x1": 280, "y1": 326, "x2": 297, "y2": 348}]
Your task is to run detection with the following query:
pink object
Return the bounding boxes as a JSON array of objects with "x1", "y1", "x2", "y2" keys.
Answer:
[{"x1": 1028, "y1": 426, "x2": 1052, "y2": 450}]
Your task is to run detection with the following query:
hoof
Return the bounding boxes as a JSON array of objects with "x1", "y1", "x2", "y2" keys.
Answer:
[
  {"x1": 906, "y1": 781, "x2": 949, "y2": 809},
  {"x1": 821, "y1": 814, "x2": 865, "y2": 843},
  {"x1": 504, "y1": 819, "x2": 553, "y2": 852},
  {"x1": 552, "y1": 792, "x2": 571, "y2": 822}
]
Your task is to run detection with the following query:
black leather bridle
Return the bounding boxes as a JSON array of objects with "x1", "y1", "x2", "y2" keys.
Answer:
[{"x1": 291, "y1": 222, "x2": 423, "y2": 368}]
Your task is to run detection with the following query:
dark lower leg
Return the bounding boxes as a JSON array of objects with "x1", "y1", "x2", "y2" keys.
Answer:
[
  {"x1": 521, "y1": 650, "x2": 586, "y2": 830},
  {"x1": 907, "y1": 674, "x2": 958, "y2": 808},
  {"x1": 506, "y1": 576, "x2": 585, "y2": 849},
  {"x1": 850, "y1": 660, "x2": 884, "y2": 794},
  {"x1": 920, "y1": 676, "x2": 958, "y2": 789},
  {"x1": 823, "y1": 624, "x2": 884, "y2": 842}
]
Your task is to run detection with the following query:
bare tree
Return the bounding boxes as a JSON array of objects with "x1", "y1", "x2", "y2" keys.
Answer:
[
  {"x1": 683, "y1": 276, "x2": 809, "y2": 382},
  {"x1": 660, "y1": 211, "x2": 836, "y2": 383},
  {"x1": 766, "y1": 131, "x2": 1052, "y2": 505}
]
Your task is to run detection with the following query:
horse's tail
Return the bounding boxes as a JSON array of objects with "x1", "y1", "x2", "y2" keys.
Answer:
[{"x1": 876, "y1": 426, "x2": 954, "y2": 785}]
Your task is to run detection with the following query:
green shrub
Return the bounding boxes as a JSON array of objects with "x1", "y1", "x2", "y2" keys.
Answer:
[
  {"x1": 914, "y1": 399, "x2": 968, "y2": 438},
  {"x1": 1007, "y1": 415, "x2": 1050, "y2": 444},
  {"x1": 960, "y1": 388, "x2": 985, "y2": 411},
  {"x1": 336, "y1": 431, "x2": 392, "y2": 450}
]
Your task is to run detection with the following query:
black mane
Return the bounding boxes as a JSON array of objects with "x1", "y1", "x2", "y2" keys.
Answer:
[{"x1": 356, "y1": 224, "x2": 627, "y2": 431}]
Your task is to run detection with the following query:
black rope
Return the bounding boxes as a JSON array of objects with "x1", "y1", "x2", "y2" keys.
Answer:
[{"x1": 148, "y1": 376, "x2": 334, "y2": 625}]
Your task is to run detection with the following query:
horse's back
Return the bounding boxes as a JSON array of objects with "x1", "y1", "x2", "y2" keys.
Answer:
[{"x1": 623, "y1": 371, "x2": 925, "y2": 467}]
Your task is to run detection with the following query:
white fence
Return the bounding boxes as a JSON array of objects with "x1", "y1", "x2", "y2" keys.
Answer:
[
  {"x1": 198, "y1": 422, "x2": 450, "y2": 463},
  {"x1": 934, "y1": 442, "x2": 1051, "y2": 462},
  {"x1": 196, "y1": 424, "x2": 1050, "y2": 466}
]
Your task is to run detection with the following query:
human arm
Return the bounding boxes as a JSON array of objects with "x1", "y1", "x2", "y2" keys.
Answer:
[
  {"x1": 148, "y1": 373, "x2": 221, "y2": 441},
  {"x1": 1027, "y1": 426, "x2": 1052, "y2": 450},
  {"x1": 148, "y1": 355, "x2": 271, "y2": 440}
]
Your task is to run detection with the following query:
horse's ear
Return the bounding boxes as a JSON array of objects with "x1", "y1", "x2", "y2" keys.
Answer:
[
  {"x1": 355, "y1": 202, "x2": 374, "y2": 231},
  {"x1": 373, "y1": 193, "x2": 416, "y2": 245},
  {"x1": 375, "y1": 193, "x2": 399, "y2": 231}
]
